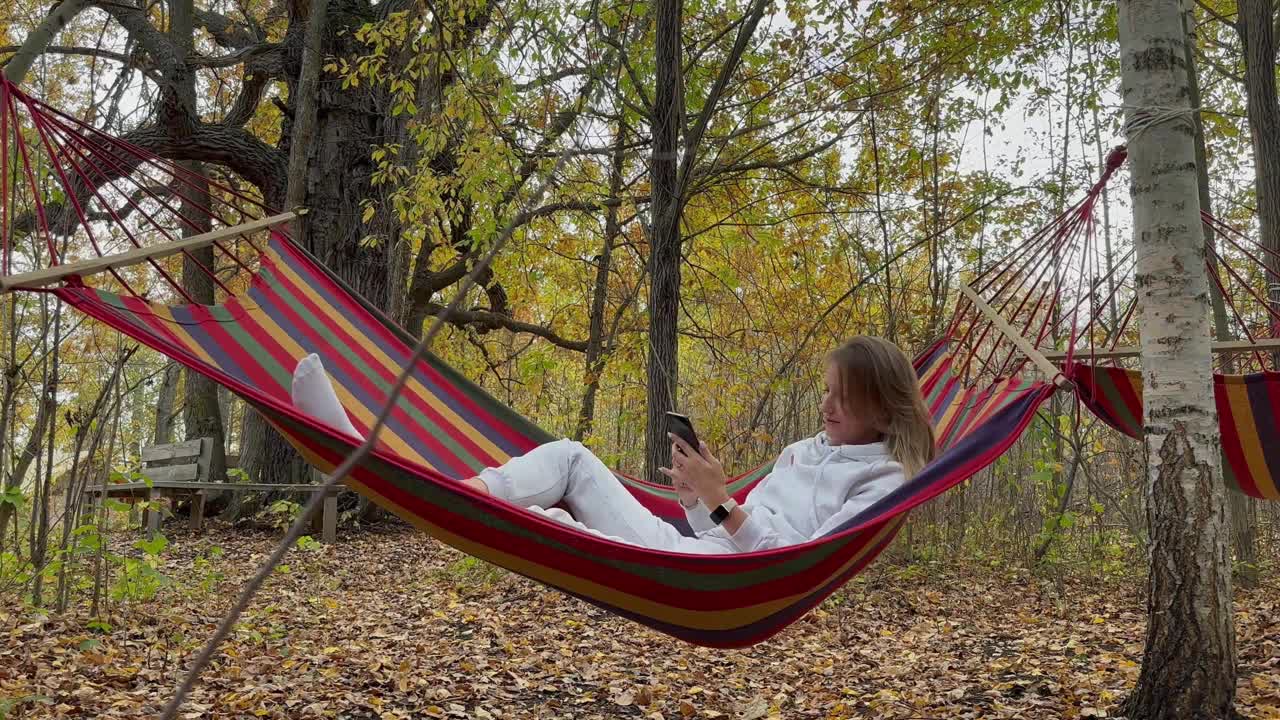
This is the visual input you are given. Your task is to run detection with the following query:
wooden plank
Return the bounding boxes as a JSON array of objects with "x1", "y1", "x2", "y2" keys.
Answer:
[
  {"x1": 86, "y1": 480, "x2": 349, "y2": 493},
  {"x1": 145, "y1": 488, "x2": 161, "y2": 538},
  {"x1": 322, "y1": 494, "x2": 337, "y2": 544},
  {"x1": 197, "y1": 436, "x2": 213, "y2": 480},
  {"x1": 1041, "y1": 337, "x2": 1280, "y2": 361},
  {"x1": 0, "y1": 211, "x2": 296, "y2": 293},
  {"x1": 190, "y1": 492, "x2": 206, "y2": 533},
  {"x1": 139, "y1": 463, "x2": 200, "y2": 483},
  {"x1": 142, "y1": 439, "x2": 204, "y2": 463},
  {"x1": 957, "y1": 281, "x2": 1066, "y2": 384}
]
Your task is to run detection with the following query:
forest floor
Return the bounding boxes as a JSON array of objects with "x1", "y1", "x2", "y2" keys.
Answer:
[{"x1": 2, "y1": 523, "x2": 1278, "y2": 719}]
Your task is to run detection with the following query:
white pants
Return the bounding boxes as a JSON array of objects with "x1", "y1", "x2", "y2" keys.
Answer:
[{"x1": 480, "y1": 439, "x2": 733, "y2": 554}]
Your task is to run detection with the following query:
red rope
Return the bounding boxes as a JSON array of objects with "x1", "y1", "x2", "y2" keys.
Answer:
[
  {"x1": 1069, "y1": 247, "x2": 1137, "y2": 361},
  {"x1": 1205, "y1": 211, "x2": 1280, "y2": 270},
  {"x1": 0, "y1": 77, "x2": 275, "y2": 301},
  {"x1": 15, "y1": 82, "x2": 272, "y2": 220},
  {"x1": 40, "y1": 111, "x2": 234, "y2": 295},
  {"x1": 25, "y1": 101, "x2": 184, "y2": 301},
  {"x1": 984, "y1": 210, "x2": 1092, "y2": 378},
  {"x1": 34, "y1": 98, "x2": 266, "y2": 267},
  {"x1": 9, "y1": 91, "x2": 65, "y2": 273},
  {"x1": 1206, "y1": 244, "x2": 1267, "y2": 368},
  {"x1": 962, "y1": 218, "x2": 1077, "y2": 377},
  {"x1": 1063, "y1": 210, "x2": 1097, "y2": 366},
  {"x1": 1, "y1": 81, "x2": 9, "y2": 276},
  {"x1": 1210, "y1": 220, "x2": 1280, "y2": 326}
]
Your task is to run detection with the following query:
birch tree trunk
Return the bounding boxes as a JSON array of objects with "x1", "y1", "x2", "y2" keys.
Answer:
[{"x1": 1118, "y1": 1, "x2": 1237, "y2": 717}]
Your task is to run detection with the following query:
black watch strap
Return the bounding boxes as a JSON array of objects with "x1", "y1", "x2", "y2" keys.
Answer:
[{"x1": 709, "y1": 499, "x2": 738, "y2": 525}]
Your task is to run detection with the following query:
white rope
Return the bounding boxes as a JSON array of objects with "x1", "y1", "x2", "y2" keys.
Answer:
[{"x1": 1121, "y1": 104, "x2": 1202, "y2": 142}]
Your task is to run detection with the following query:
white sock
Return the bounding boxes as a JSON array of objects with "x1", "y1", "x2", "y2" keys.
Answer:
[{"x1": 291, "y1": 353, "x2": 361, "y2": 438}]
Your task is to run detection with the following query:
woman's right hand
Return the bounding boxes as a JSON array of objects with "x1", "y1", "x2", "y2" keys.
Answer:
[{"x1": 672, "y1": 442, "x2": 700, "y2": 508}]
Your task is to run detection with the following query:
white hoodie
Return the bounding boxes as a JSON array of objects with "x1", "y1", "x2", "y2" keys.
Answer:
[{"x1": 684, "y1": 431, "x2": 905, "y2": 552}]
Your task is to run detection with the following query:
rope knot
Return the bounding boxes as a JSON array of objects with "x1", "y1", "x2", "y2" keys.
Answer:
[
  {"x1": 1122, "y1": 105, "x2": 1201, "y2": 142},
  {"x1": 1104, "y1": 145, "x2": 1128, "y2": 172}
]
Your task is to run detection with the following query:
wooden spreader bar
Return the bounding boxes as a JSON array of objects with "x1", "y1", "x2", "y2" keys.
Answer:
[
  {"x1": 0, "y1": 211, "x2": 296, "y2": 293},
  {"x1": 957, "y1": 280, "x2": 1068, "y2": 385},
  {"x1": 1041, "y1": 337, "x2": 1280, "y2": 361}
]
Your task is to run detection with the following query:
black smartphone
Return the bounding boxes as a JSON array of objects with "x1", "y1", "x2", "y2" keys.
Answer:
[{"x1": 666, "y1": 411, "x2": 700, "y2": 454}]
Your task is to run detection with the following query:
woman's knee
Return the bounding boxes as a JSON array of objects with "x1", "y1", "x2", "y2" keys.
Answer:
[{"x1": 542, "y1": 438, "x2": 587, "y2": 461}]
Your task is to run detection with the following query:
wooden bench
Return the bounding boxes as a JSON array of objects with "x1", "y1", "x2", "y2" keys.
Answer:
[{"x1": 85, "y1": 438, "x2": 349, "y2": 542}]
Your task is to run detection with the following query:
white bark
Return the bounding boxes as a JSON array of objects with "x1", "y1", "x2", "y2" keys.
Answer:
[
  {"x1": 1118, "y1": 0, "x2": 1237, "y2": 717},
  {"x1": 1, "y1": 0, "x2": 93, "y2": 85}
]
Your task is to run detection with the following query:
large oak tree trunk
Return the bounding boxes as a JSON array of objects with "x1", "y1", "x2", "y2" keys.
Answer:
[
  {"x1": 241, "y1": 0, "x2": 401, "y2": 488},
  {"x1": 153, "y1": 362, "x2": 180, "y2": 446},
  {"x1": 1118, "y1": 1, "x2": 1237, "y2": 717},
  {"x1": 169, "y1": 0, "x2": 227, "y2": 482}
]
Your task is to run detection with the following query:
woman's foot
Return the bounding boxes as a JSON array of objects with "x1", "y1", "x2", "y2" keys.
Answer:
[{"x1": 291, "y1": 353, "x2": 361, "y2": 437}]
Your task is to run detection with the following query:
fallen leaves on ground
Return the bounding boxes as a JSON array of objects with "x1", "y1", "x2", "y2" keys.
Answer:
[{"x1": 2, "y1": 524, "x2": 1277, "y2": 719}]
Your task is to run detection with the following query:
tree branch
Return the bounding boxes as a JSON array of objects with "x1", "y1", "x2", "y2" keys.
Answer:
[
  {"x1": 125, "y1": 123, "x2": 286, "y2": 196},
  {"x1": 0, "y1": 44, "x2": 161, "y2": 82},
  {"x1": 91, "y1": 0, "x2": 181, "y2": 70},
  {"x1": 1, "y1": 0, "x2": 94, "y2": 84},
  {"x1": 193, "y1": 8, "x2": 261, "y2": 49},
  {"x1": 424, "y1": 302, "x2": 588, "y2": 351},
  {"x1": 189, "y1": 42, "x2": 282, "y2": 68},
  {"x1": 675, "y1": 0, "x2": 770, "y2": 199},
  {"x1": 513, "y1": 65, "x2": 591, "y2": 92},
  {"x1": 1194, "y1": 45, "x2": 1245, "y2": 84},
  {"x1": 746, "y1": 190, "x2": 1024, "y2": 431}
]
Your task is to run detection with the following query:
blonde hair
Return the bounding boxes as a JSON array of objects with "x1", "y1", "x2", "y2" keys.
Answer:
[{"x1": 826, "y1": 336, "x2": 937, "y2": 478}]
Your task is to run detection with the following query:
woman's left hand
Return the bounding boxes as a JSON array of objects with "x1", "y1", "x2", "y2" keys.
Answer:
[{"x1": 659, "y1": 433, "x2": 730, "y2": 507}]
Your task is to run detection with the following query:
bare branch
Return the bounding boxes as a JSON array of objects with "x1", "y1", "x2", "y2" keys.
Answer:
[
  {"x1": 193, "y1": 8, "x2": 261, "y2": 49},
  {"x1": 423, "y1": 302, "x2": 588, "y2": 351},
  {"x1": 1194, "y1": 0, "x2": 1238, "y2": 28},
  {"x1": 1, "y1": 0, "x2": 94, "y2": 84},
  {"x1": 514, "y1": 65, "x2": 591, "y2": 92},
  {"x1": 676, "y1": 0, "x2": 770, "y2": 198},
  {"x1": 0, "y1": 44, "x2": 161, "y2": 82},
  {"x1": 189, "y1": 42, "x2": 282, "y2": 69}
]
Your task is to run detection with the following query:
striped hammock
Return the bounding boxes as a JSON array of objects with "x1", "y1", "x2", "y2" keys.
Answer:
[
  {"x1": 0, "y1": 77, "x2": 1055, "y2": 645},
  {"x1": 52, "y1": 230, "x2": 1056, "y2": 647},
  {"x1": 7, "y1": 76, "x2": 1273, "y2": 645},
  {"x1": 1067, "y1": 362, "x2": 1280, "y2": 500}
]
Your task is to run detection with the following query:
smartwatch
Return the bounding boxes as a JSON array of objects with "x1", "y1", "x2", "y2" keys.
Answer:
[{"x1": 709, "y1": 498, "x2": 738, "y2": 525}]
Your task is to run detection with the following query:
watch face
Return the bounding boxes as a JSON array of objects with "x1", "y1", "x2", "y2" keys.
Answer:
[{"x1": 710, "y1": 505, "x2": 730, "y2": 524}]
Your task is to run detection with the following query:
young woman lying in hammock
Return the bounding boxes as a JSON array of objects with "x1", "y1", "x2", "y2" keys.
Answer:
[{"x1": 291, "y1": 335, "x2": 935, "y2": 554}]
